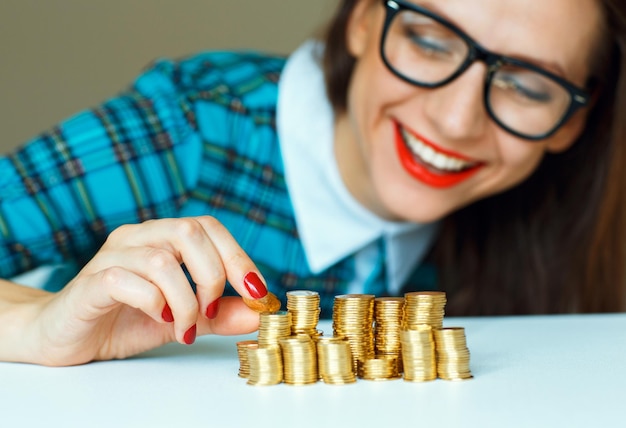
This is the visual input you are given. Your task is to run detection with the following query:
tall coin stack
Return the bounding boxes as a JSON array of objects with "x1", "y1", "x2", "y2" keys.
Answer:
[
  {"x1": 279, "y1": 335, "x2": 319, "y2": 385},
  {"x1": 401, "y1": 291, "x2": 446, "y2": 382},
  {"x1": 403, "y1": 291, "x2": 447, "y2": 329},
  {"x1": 316, "y1": 337, "x2": 357, "y2": 384},
  {"x1": 286, "y1": 290, "x2": 321, "y2": 336},
  {"x1": 248, "y1": 311, "x2": 292, "y2": 385},
  {"x1": 332, "y1": 294, "x2": 376, "y2": 375},
  {"x1": 434, "y1": 327, "x2": 473, "y2": 381},
  {"x1": 374, "y1": 297, "x2": 405, "y2": 374},
  {"x1": 400, "y1": 325, "x2": 437, "y2": 382}
]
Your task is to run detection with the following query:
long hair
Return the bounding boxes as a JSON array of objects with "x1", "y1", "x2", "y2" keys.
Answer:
[{"x1": 320, "y1": 0, "x2": 626, "y2": 315}]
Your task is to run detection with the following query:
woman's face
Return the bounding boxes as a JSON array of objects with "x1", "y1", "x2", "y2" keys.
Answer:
[{"x1": 334, "y1": 0, "x2": 603, "y2": 222}]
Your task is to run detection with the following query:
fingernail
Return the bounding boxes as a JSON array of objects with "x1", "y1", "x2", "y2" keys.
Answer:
[
  {"x1": 161, "y1": 303, "x2": 174, "y2": 323},
  {"x1": 183, "y1": 324, "x2": 197, "y2": 345},
  {"x1": 205, "y1": 298, "x2": 220, "y2": 319},
  {"x1": 243, "y1": 272, "x2": 267, "y2": 299}
]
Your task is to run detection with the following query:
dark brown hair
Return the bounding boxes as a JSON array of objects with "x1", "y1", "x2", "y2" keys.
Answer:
[{"x1": 320, "y1": 0, "x2": 626, "y2": 315}]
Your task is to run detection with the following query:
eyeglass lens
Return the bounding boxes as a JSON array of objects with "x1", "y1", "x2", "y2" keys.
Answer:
[{"x1": 382, "y1": 8, "x2": 574, "y2": 138}]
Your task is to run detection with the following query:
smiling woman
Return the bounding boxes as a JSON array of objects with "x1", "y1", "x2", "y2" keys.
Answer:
[
  {"x1": 0, "y1": 0, "x2": 624, "y2": 366},
  {"x1": 325, "y1": 0, "x2": 624, "y2": 314}
]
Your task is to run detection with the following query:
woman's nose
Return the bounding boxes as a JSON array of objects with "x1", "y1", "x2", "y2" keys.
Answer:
[{"x1": 423, "y1": 63, "x2": 489, "y2": 141}]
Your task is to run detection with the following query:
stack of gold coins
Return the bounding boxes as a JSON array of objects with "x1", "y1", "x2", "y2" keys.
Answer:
[
  {"x1": 279, "y1": 335, "x2": 318, "y2": 385},
  {"x1": 400, "y1": 325, "x2": 437, "y2": 382},
  {"x1": 403, "y1": 291, "x2": 447, "y2": 329},
  {"x1": 237, "y1": 290, "x2": 476, "y2": 386},
  {"x1": 236, "y1": 340, "x2": 258, "y2": 378},
  {"x1": 332, "y1": 294, "x2": 375, "y2": 375},
  {"x1": 316, "y1": 337, "x2": 356, "y2": 384},
  {"x1": 374, "y1": 297, "x2": 404, "y2": 371},
  {"x1": 361, "y1": 357, "x2": 400, "y2": 381},
  {"x1": 434, "y1": 327, "x2": 473, "y2": 381},
  {"x1": 286, "y1": 290, "x2": 321, "y2": 335},
  {"x1": 257, "y1": 311, "x2": 292, "y2": 347},
  {"x1": 246, "y1": 345, "x2": 283, "y2": 386}
]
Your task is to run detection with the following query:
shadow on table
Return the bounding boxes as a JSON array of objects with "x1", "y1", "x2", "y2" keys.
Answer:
[{"x1": 130, "y1": 338, "x2": 236, "y2": 361}]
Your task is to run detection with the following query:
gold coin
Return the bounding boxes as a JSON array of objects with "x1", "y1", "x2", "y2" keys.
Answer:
[{"x1": 243, "y1": 291, "x2": 282, "y2": 313}]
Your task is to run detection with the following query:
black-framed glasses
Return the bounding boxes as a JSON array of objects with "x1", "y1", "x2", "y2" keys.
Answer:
[{"x1": 379, "y1": 0, "x2": 591, "y2": 140}]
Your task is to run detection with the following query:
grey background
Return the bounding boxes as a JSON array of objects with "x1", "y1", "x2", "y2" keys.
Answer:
[{"x1": 0, "y1": 0, "x2": 336, "y2": 152}]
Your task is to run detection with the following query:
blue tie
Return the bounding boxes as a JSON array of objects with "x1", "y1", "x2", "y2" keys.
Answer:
[{"x1": 363, "y1": 238, "x2": 387, "y2": 296}]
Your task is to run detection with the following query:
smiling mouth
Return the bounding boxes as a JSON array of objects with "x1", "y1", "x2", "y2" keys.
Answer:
[{"x1": 395, "y1": 122, "x2": 483, "y2": 188}]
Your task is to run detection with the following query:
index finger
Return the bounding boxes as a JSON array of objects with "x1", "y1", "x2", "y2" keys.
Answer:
[
  {"x1": 191, "y1": 216, "x2": 269, "y2": 300},
  {"x1": 115, "y1": 217, "x2": 269, "y2": 316}
]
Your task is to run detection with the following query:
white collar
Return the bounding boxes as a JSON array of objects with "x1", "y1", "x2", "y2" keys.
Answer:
[{"x1": 276, "y1": 41, "x2": 437, "y2": 292}]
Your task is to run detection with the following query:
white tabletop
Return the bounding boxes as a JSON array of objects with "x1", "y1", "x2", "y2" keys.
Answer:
[{"x1": 1, "y1": 313, "x2": 625, "y2": 428}]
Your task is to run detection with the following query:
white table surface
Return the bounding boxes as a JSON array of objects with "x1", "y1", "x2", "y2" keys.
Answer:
[{"x1": 1, "y1": 314, "x2": 625, "y2": 428}]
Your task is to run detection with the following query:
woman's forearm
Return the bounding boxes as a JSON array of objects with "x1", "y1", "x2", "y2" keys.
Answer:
[
  {"x1": 0, "y1": 279, "x2": 50, "y2": 303},
  {"x1": 0, "y1": 279, "x2": 52, "y2": 363}
]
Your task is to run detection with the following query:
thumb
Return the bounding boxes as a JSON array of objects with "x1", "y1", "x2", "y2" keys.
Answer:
[{"x1": 197, "y1": 296, "x2": 260, "y2": 336}]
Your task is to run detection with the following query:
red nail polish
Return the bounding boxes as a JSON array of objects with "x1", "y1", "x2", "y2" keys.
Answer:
[
  {"x1": 205, "y1": 298, "x2": 220, "y2": 319},
  {"x1": 161, "y1": 304, "x2": 174, "y2": 323},
  {"x1": 183, "y1": 324, "x2": 197, "y2": 345},
  {"x1": 243, "y1": 272, "x2": 268, "y2": 299}
]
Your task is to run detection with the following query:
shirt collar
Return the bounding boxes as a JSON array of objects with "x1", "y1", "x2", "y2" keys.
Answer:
[{"x1": 277, "y1": 41, "x2": 437, "y2": 289}]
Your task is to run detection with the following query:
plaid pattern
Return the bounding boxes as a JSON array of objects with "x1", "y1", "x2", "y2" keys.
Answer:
[{"x1": 0, "y1": 50, "x2": 367, "y2": 316}]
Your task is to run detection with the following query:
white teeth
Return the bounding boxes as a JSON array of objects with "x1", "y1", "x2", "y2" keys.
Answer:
[{"x1": 402, "y1": 128, "x2": 473, "y2": 172}]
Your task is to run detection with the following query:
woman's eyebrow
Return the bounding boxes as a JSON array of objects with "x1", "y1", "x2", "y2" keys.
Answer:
[
  {"x1": 507, "y1": 53, "x2": 568, "y2": 79},
  {"x1": 415, "y1": 1, "x2": 571, "y2": 80}
]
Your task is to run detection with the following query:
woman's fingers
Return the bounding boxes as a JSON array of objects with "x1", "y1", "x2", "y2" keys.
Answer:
[
  {"x1": 197, "y1": 296, "x2": 260, "y2": 336},
  {"x1": 102, "y1": 217, "x2": 268, "y2": 316},
  {"x1": 193, "y1": 216, "x2": 269, "y2": 300},
  {"x1": 20, "y1": 216, "x2": 269, "y2": 365},
  {"x1": 155, "y1": 217, "x2": 230, "y2": 320},
  {"x1": 78, "y1": 246, "x2": 200, "y2": 344},
  {"x1": 147, "y1": 216, "x2": 269, "y2": 306},
  {"x1": 37, "y1": 267, "x2": 174, "y2": 365},
  {"x1": 79, "y1": 216, "x2": 266, "y2": 343},
  {"x1": 73, "y1": 266, "x2": 168, "y2": 325}
]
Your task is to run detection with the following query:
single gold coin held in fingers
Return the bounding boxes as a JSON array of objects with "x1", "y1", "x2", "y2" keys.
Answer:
[{"x1": 243, "y1": 292, "x2": 282, "y2": 313}]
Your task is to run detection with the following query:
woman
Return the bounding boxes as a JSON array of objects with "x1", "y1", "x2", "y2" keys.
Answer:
[
  {"x1": 322, "y1": 0, "x2": 626, "y2": 316},
  {"x1": 0, "y1": 0, "x2": 623, "y2": 365}
]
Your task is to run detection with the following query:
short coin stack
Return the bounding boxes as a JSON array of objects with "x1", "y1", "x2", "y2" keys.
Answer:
[
  {"x1": 235, "y1": 340, "x2": 258, "y2": 378},
  {"x1": 316, "y1": 337, "x2": 357, "y2": 384},
  {"x1": 279, "y1": 335, "x2": 319, "y2": 385},
  {"x1": 400, "y1": 325, "x2": 437, "y2": 382},
  {"x1": 257, "y1": 311, "x2": 292, "y2": 347},
  {"x1": 403, "y1": 291, "x2": 447, "y2": 329},
  {"x1": 246, "y1": 345, "x2": 283, "y2": 386},
  {"x1": 434, "y1": 327, "x2": 473, "y2": 381},
  {"x1": 361, "y1": 357, "x2": 400, "y2": 381},
  {"x1": 286, "y1": 290, "x2": 321, "y2": 336}
]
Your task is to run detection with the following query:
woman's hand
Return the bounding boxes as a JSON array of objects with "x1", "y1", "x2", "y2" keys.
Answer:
[{"x1": 2, "y1": 216, "x2": 264, "y2": 366}]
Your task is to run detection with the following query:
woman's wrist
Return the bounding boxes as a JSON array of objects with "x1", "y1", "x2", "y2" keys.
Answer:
[{"x1": 0, "y1": 279, "x2": 54, "y2": 364}]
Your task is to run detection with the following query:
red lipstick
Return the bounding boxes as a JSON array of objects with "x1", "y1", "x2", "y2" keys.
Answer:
[{"x1": 395, "y1": 123, "x2": 482, "y2": 188}]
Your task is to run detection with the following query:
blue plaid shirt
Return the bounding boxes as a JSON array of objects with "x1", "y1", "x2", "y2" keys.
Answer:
[{"x1": 0, "y1": 50, "x2": 436, "y2": 316}]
